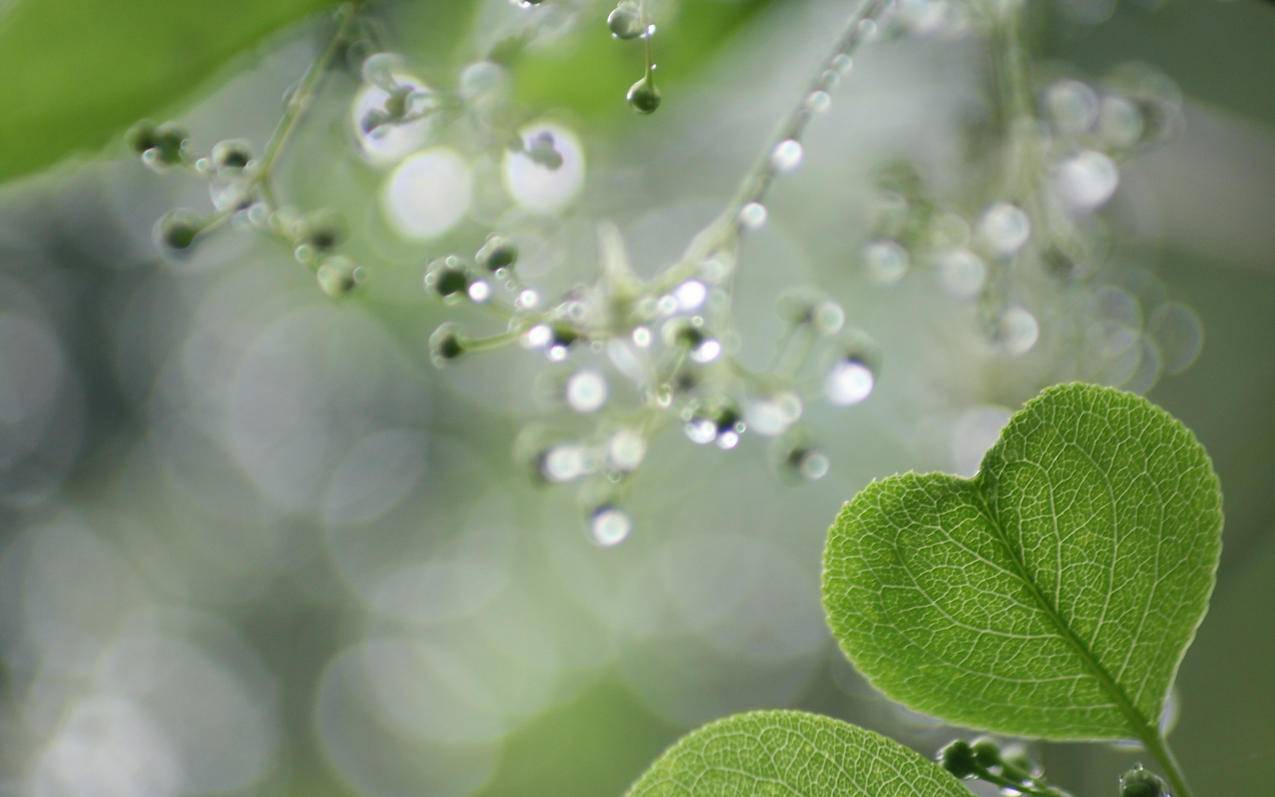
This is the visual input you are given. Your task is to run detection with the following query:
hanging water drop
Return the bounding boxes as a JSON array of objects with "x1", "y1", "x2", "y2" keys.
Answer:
[
  {"x1": 566, "y1": 370, "x2": 608, "y2": 413},
  {"x1": 977, "y1": 202, "x2": 1031, "y2": 256},
  {"x1": 824, "y1": 357, "x2": 875, "y2": 405},
  {"x1": 627, "y1": 74, "x2": 661, "y2": 114},
  {"x1": 589, "y1": 504, "x2": 632, "y2": 546},
  {"x1": 738, "y1": 202, "x2": 767, "y2": 230}
]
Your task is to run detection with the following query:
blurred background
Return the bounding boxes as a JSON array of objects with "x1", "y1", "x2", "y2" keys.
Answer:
[{"x1": 0, "y1": 0, "x2": 1272, "y2": 795}]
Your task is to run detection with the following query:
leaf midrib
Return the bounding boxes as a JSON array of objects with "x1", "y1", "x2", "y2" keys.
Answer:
[{"x1": 971, "y1": 487, "x2": 1159, "y2": 743}]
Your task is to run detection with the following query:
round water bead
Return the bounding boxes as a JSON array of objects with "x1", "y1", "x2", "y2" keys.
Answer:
[
  {"x1": 1055, "y1": 149, "x2": 1119, "y2": 211},
  {"x1": 607, "y1": 428, "x2": 647, "y2": 472},
  {"x1": 738, "y1": 202, "x2": 768, "y2": 230},
  {"x1": 674, "y1": 280, "x2": 708, "y2": 311},
  {"x1": 770, "y1": 139, "x2": 804, "y2": 172},
  {"x1": 1147, "y1": 302, "x2": 1203, "y2": 375},
  {"x1": 863, "y1": 239, "x2": 909, "y2": 285},
  {"x1": 316, "y1": 256, "x2": 364, "y2": 298},
  {"x1": 785, "y1": 446, "x2": 829, "y2": 481},
  {"x1": 745, "y1": 392, "x2": 803, "y2": 437},
  {"x1": 1044, "y1": 79, "x2": 1099, "y2": 135},
  {"x1": 937, "y1": 248, "x2": 987, "y2": 299},
  {"x1": 589, "y1": 504, "x2": 632, "y2": 546},
  {"x1": 977, "y1": 202, "x2": 1031, "y2": 256},
  {"x1": 626, "y1": 75, "x2": 661, "y2": 114},
  {"x1": 993, "y1": 305, "x2": 1040, "y2": 355},
  {"x1": 565, "y1": 370, "x2": 608, "y2": 413},
  {"x1": 607, "y1": 2, "x2": 644, "y2": 39},
  {"x1": 683, "y1": 404, "x2": 745, "y2": 449},
  {"x1": 424, "y1": 256, "x2": 471, "y2": 302},
  {"x1": 824, "y1": 357, "x2": 875, "y2": 406}
]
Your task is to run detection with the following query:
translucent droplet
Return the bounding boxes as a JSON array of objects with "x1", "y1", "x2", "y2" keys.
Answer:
[
  {"x1": 1098, "y1": 96, "x2": 1144, "y2": 148},
  {"x1": 523, "y1": 324, "x2": 553, "y2": 349},
  {"x1": 770, "y1": 139, "x2": 804, "y2": 173},
  {"x1": 1044, "y1": 79, "x2": 1099, "y2": 135},
  {"x1": 787, "y1": 447, "x2": 829, "y2": 481},
  {"x1": 383, "y1": 148, "x2": 473, "y2": 240},
  {"x1": 977, "y1": 202, "x2": 1031, "y2": 256},
  {"x1": 738, "y1": 202, "x2": 768, "y2": 230},
  {"x1": 542, "y1": 445, "x2": 588, "y2": 482},
  {"x1": 467, "y1": 281, "x2": 491, "y2": 303},
  {"x1": 590, "y1": 505, "x2": 632, "y2": 546},
  {"x1": 745, "y1": 392, "x2": 803, "y2": 437},
  {"x1": 316, "y1": 256, "x2": 364, "y2": 298},
  {"x1": 689, "y1": 338, "x2": 721, "y2": 364},
  {"x1": 607, "y1": 429, "x2": 647, "y2": 472},
  {"x1": 632, "y1": 327, "x2": 652, "y2": 348},
  {"x1": 937, "y1": 249, "x2": 987, "y2": 299},
  {"x1": 516, "y1": 289, "x2": 540, "y2": 309},
  {"x1": 864, "y1": 239, "x2": 909, "y2": 285},
  {"x1": 824, "y1": 359, "x2": 874, "y2": 405},
  {"x1": 565, "y1": 370, "x2": 608, "y2": 413},
  {"x1": 805, "y1": 91, "x2": 832, "y2": 114},
  {"x1": 674, "y1": 280, "x2": 708, "y2": 310},
  {"x1": 831, "y1": 54, "x2": 854, "y2": 75},
  {"x1": 656, "y1": 294, "x2": 679, "y2": 316},
  {"x1": 995, "y1": 306, "x2": 1039, "y2": 355},
  {"x1": 1055, "y1": 149, "x2": 1119, "y2": 211},
  {"x1": 684, "y1": 418, "x2": 718, "y2": 445}
]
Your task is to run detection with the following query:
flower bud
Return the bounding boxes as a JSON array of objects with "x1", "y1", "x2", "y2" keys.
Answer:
[
  {"x1": 156, "y1": 209, "x2": 203, "y2": 252},
  {"x1": 315, "y1": 256, "x2": 364, "y2": 298},
  {"x1": 429, "y1": 322, "x2": 466, "y2": 366},
  {"x1": 476, "y1": 234, "x2": 518, "y2": 272},
  {"x1": 938, "y1": 740, "x2": 978, "y2": 780}
]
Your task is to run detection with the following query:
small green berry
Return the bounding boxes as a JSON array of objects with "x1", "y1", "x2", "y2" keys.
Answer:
[
  {"x1": 476, "y1": 235, "x2": 518, "y2": 271},
  {"x1": 607, "y1": 3, "x2": 644, "y2": 39},
  {"x1": 211, "y1": 138, "x2": 254, "y2": 172},
  {"x1": 315, "y1": 256, "x2": 363, "y2": 298},
  {"x1": 970, "y1": 737, "x2": 1001, "y2": 768},
  {"x1": 156, "y1": 210, "x2": 203, "y2": 252},
  {"x1": 938, "y1": 740, "x2": 978, "y2": 780},
  {"x1": 429, "y1": 323, "x2": 466, "y2": 366},
  {"x1": 301, "y1": 210, "x2": 344, "y2": 252},
  {"x1": 627, "y1": 74, "x2": 661, "y2": 114},
  {"x1": 1119, "y1": 766, "x2": 1166, "y2": 797},
  {"x1": 153, "y1": 121, "x2": 189, "y2": 165},
  {"x1": 424, "y1": 256, "x2": 471, "y2": 300},
  {"x1": 126, "y1": 120, "x2": 159, "y2": 155}
]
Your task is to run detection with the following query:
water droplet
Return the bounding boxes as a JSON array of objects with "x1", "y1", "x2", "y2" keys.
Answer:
[
  {"x1": 467, "y1": 280, "x2": 491, "y2": 303},
  {"x1": 745, "y1": 392, "x2": 803, "y2": 436},
  {"x1": 785, "y1": 446, "x2": 829, "y2": 481},
  {"x1": 831, "y1": 54, "x2": 854, "y2": 75},
  {"x1": 383, "y1": 148, "x2": 473, "y2": 239},
  {"x1": 626, "y1": 74, "x2": 661, "y2": 114},
  {"x1": 589, "y1": 505, "x2": 632, "y2": 546},
  {"x1": 684, "y1": 417, "x2": 718, "y2": 445},
  {"x1": 523, "y1": 324, "x2": 553, "y2": 349},
  {"x1": 856, "y1": 19, "x2": 878, "y2": 40},
  {"x1": 607, "y1": 2, "x2": 644, "y2": 39},
  {"x1": 994, "y1": 306, "x2": 1039, "y2": 355},
  {"x1": 631, "y1": 326, "x2": 652, "y2": 347},
  {"x1": 825, "y1": 358, "x2": 875, "y2": 405},
  {"x1": 863, "y1": 239, "x2": 910, "y2": 285},
  {"x1": 607, "y1": 429, "x2": 647, "y2": 472},
  {"x1": 565, "y1": 370, "x2": 608, "y2": 413},
  {"x1": 770, "y1": 139, "x2": 804, "y2": 172},
  {"x1": 805, "y1": 91, "x2": 832, "y2": 114},
  {"x1": 1044, "y1": 79, "x2": 1099, "y2": 135},
  {"x1": 738, "y1": 202, "x2": 768, "y2": 230},
  {"x1": 937, "y1": 249, "x2": 987, "y2": 299},
  {"x1": 516, "y1": 289, "x2": 540, "y2": 309},
  {"x1": 1055, "y1": 149, "x2": 1119, "y2": 211},
  {"x1": 689, "y1": 338, "x2": 721, "y2": 364},
  {"x1": 1099, "y1": 95, "x2": 1144, "y2": 148},
  {"x1": 671, "y1": 280, "x2": 706, "y2": 311},
  {"x1": 542, "y1": 444, "x2": 589, "y2": 482},
  {"x1": 977, "y1": 202, "x2": 1031, "y2": 256}
]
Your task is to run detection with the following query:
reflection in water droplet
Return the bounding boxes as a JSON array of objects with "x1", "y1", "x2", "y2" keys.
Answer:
[
  {"x1": 503, "y1": 122, "x2": 586, "y2": 213},
  {"x1": 1045, "y1": 79, "x2": 1099, "y2": 135},
  {"x1": 805, "y1": 91, "x2": 832, "y2": 114},
  {"x1": 824, "y1": 359, "x2": 874, "y2": 406},
  {"x1": 1055, "y1": 149, "x2": 1119, "y2": 211},
  {"x1": 590, "y1": 505, "x2": 632, "y2": 546},
  {"x1": 863, "y1": 240, "x2": 909, "y2": 285},
  {"x1": 978, "y1": 203, "x2": 1031, "y2": 256},
  {"x1": 995, "y1": 306, "x2": 1039, "y2": 356},
  {"x1": 738, "y1": 202, "x2": 768, "y2": 230},
  {"x1": 565, "y1": 370, "x2": 607, "y2": 413},
  {"x1": 937, "y1": 249, "x2": 986, "y2": 299},
  {"x1": 770, "y1": 139, "x2": 804, "y2": 173},
  {"x1": 382, "y1": 148, "x2": 473, "y2": 240},
  {"x1": 674, "y1": 280, "x2": 708, "y2": 311}
]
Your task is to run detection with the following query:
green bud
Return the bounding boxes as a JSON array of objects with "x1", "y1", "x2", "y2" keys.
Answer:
[
  {"x1": 626, "y1": 74, "x2": 661, "y2": 114},
  {"x1": 315, "y1": 256, "x2": 364, "y2": 298},
  {"x1": 970, "y1": 737, "x2": 1001, "y2": 768},
  {"x1": 1119, "y1": 766, "x2": 1166, "y2": 797},
  {"x1": 126, "y1": 120, "x2": 159, "y2": 155},
  {"x1": 424, "y1": 256, "x2": 472, "y2": 300},
  {"x1": 300, "y1": 210, "x2": 344, "y2": 252},
  {"x1": 429, "y1": 323, "x2": 466, "y2": 366},
  {"x1": 938, "y1": 740, "x2": 978, "y2": 780},
  {"x1": 476, "y1": 234, "x2": 518, "y2": 271},
  {"x1": 152, "y1": 121, "x2": 189, "y2": 165},
  {"x1": 156, "y1": 209, "x2": 203, "y2": 252},
  {"x1": 607, "y1": 2, "x2": 644, "y2": 39},
  {"x1": 551, "y1": 324, "x2": 579, "y2": 348},
  {"x1": 211, "y1": 138, "x2": 254, "y2": 172}
]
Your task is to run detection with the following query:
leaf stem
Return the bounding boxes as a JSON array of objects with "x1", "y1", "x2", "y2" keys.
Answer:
[{"x1": 1140, "y1": 728, "x2": 1195, "y2": 797}]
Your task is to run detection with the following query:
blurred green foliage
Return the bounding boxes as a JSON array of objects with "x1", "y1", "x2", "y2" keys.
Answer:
[{"x1": 0, "y1": 0, "x2": 343, "y2": 182}]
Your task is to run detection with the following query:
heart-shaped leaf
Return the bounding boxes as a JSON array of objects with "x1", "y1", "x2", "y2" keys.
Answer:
[
  {"x1": 627, "y1": 710, "x2": 969, "y2": 796},
  {"x1": 823, "y1": 383, "x2": 1222, "y2": 740}
]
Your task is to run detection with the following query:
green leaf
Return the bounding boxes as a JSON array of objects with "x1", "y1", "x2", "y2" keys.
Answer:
[
  {"x1": 627, "y1": 710, "x2": 969, "y2": 797},
  {"x1": 823, "y1": 383, "x2": 1222, "y2": 740},
  {"x1": 0, "y1": 0, "x2": 343, "y2": 183}
]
